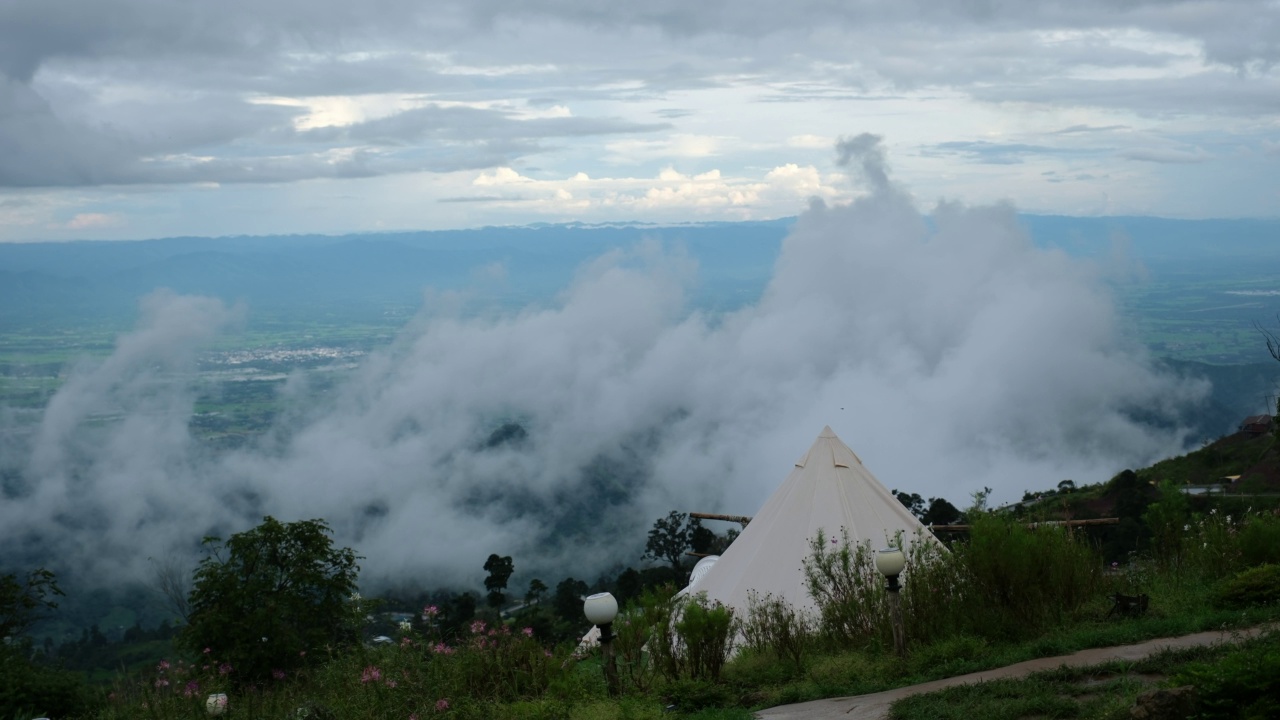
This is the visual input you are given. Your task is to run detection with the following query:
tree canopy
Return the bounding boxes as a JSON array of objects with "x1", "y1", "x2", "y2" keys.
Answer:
[
  {"x1": 483, "y1": 554, "x2": 514, "y2": 608},
  {"x1": 644, "y1": 511, "x2": 700, "y2": 570},
  {"x1": 182, "y1": 516, "x2": 362, "y2": 682}
]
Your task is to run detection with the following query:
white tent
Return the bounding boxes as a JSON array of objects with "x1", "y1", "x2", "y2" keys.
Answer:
[{"x1": 683, "y1": 426, "x2": 941, "y2": 613}]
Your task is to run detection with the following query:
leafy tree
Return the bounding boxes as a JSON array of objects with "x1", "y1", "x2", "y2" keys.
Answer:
[
  {"x1": 181, "y1": 516, "x2": 361, "y2": 682},
  {"x1": 525, "y1": 578, "x2": 547, "y2": 606},
  {"x1": 892, "y1": 490, "x2": 927, "y2": 520},
  {"x1": 922, "y1": 497, "x2": 962, "y2": 526},
  {"x1": 615, "y1": 568, "x2": 643, "y2": 606},
  {"x1": 0, "y1": 569, "x2": 91, "y2": 720},
  {"x1": 0, "y1": 568, "x2": 63, "y2": 641},
  {"x1": 1057, "y1": 479, "x2": 1077, "y2": 494},
  {"x1": 552, "y1": 578, "x2": 588, "y2": 623},
  {"x1": 483, "y1": 554, "x2": 515, "y2": 608},
  {"x1": 644, "y1": 511, "x2": 700, "y2": 571}
]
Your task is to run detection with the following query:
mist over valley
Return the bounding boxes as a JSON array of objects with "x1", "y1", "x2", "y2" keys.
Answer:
[{"x1": 4, "y1": 149, "x2": 1279, "y2": 614}]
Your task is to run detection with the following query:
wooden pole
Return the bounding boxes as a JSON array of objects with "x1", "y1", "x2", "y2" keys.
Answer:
[{"x1": 688, "y1": 512, "x2": 752, "y2": 527}]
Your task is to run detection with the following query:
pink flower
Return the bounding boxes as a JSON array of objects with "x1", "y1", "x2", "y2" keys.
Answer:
[
  {"x1": 435, "y1": 699, "x2": 450, "y2": 712},
  {"x1": 158, "y1": 660, "x2": 171, "y2": 672},
  {"x1": 469, "y1": 620, "x2": 486, "y2": 634},
  {"x1": 218, "y1": 663, "x2": 233, "y2": 675},
  {"x1": 272, "y1": 669, "x2": 286, "y2": 680},
  {"x1": 203, "y1": 647, "x2": 212, "y2": 654},
  {"x1": 361, "y1": 665, "x2": 382, "y2": 684},
  {"x1": 154, "y1": 678, "x2": 170, "y2": 688},
  {"x1": 522, "y1": 627, "x2": 534, "y2": 637},
  {"x1": 423, "y1": 605, "x2": 439, "y2": 617},
  {"x1": 385, "y1": 679, "x2": 397, "y2": 688},
  {"x1": 432, "y1": 642, "x2": 455, "y2": 655}
]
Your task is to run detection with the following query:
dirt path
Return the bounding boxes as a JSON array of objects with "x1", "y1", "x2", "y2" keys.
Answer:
[{"x1": 753, "y1": 626, "x2": 1271, "y2": 720}]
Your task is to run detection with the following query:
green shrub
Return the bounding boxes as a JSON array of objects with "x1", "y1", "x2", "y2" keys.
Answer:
[
  {"x1": 802, "y1": 528, "x2": 888, "y2": 648},
  {"x1": 674, "y1": 594, "x2": 737, "y2": 682},
  {"x1": 0, "y1": 646, "x2": 94, "y2": 719},
  {"x1": 1173, "y1": 630, "x2": 1280, "y2": 719},
  {"x1": 613, "y1": 586, "x2": 679, "y2": 693},
  {"x1": 1214, "y1": 564, "x2": 1280, "y2": 609},
  {"x1": 957, "y1": 514, "x2": 1102, "y2": 636},
  {"x1": 1238, "y1": 513, "x2": 1280, "y2": 567},
  {"x1": 740, "y1": 591, "x2": 815, "y2": 673}
]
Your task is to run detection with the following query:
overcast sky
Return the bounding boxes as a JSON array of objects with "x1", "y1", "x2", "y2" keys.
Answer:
[{"x1": 2, "y1": 0, "x2": 1278, "y2": 241}]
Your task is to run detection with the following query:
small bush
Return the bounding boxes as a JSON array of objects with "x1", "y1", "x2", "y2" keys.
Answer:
[
  {"x1": 1238, "y1": 513, "x2": 1280, "y2": 567},
  {"x1": 674, "y1": 594, "x2": 737, "y2": 682},
  {"x1": 0, "y1": 647, "x2": 94, "y2": 719},
  {"x1": 1214, "y1": 564, "x2": 1280, "y2": 609},
  {"x1": 801, "y1": 528, "x2": 888, "y2": 648},
  {"x1": 740, "y1": 591, "x2": 814, "y2": 672}
]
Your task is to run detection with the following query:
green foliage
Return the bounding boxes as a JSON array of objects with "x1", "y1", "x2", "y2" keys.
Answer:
[
  {"x1": 959, "y1": 514, "x2": 1103, "y2": 635},
  {"x1": 803, "y1": 517, "x2": 1103, "y2": 651},
  {"x1": 643, "y1": 511, "x2": 701, "y2": 571},
  {"x1": 1214, "y1": 564, "x2": 1280, "y2": 609},
  {"x1": 1238, "y1": 512, "x2": 1280, "y2": 567},
  {"x1": 0, "y1": 568, "x2": 63, "y2": 640},
  {"x1": 1173, "y1": 630, "x2": 1280, "y2": 719},
  {"x1": 553, "y1": 578, "x2": 589, "y2": 624},
  {"x1": 674, "y1": 594, "x2": 737, "y2": 682},
  {"x1": 740, "y1": 592, "x2": 814, "y2": 673},
  {"x1": 525, "y1": 578, "x2": 548, "y2": 606},
  {"x1": 484, "y1": 554, "x2": 515, "y2": 608},
  {"x1": 181, "y1": 516, "x2": 362, "y2": 683},
  {"x1": 1142, "y1": 480, "x2": 1191, "y2": 571},
  {"x1": 801, "y1": 528, "x2": 888, "y2": 648},
  {"x1": 0, "y1": 643, "x2": 94, "y2": 719},
  {"x1": 612, "y1": 585, "x2": 678, "y2": 693},
  {"x1": 921, "y1": 498, "x2": 962, "y2": 526}
]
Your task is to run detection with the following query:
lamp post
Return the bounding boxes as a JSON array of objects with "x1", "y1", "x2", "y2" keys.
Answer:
[
  {"x1": 583, "y1": 591, "x2": 620, "y2": 696},
  {"x1": 875, "y1": 547, "x2": 906, "y2": 658}
]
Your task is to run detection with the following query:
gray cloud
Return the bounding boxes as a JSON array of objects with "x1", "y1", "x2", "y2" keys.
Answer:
[
  {"x1": 1, "y1": 143, "x2": 1207, "y2": 590},
  {"x1": 927, "y1": 140, "x2": 1088, "y2": 165},
  {"x1": 1120, "y1": 147, "x2": 1211, "y2": 164},
  {"x1": 3, "y1": 0, "x2": 1277, "y2": 192}
]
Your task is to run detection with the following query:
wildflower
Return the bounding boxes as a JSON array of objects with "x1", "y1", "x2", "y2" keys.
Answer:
[
  {"x1": 273, "y1": 669, "x2": 286, "y2": 680},
  {"x1": 361, "y1": 665, "x2": 382, "y2": 683},
  {"x1": 158, "y1": 660, "x2": 171, "y2": 672},
  {"x1": 385, "y1": 679, "x2": 397, "y2": 688},
  {"x1": 184, "y1": 681, "x2": 199, "y2": 698},
  {"x1": 522, "y1": 627, "x2": 534, "y2": 637},
  {"x1": 399, "y1": 620, "x2": 412, "y2": 632},
  {"x1": 401, "y1": 637, "x2": 413, "y2": 648},
  {"x1": 204, "y1": 647, "x2": 212, "y2": 654},
  {"x1": 155, "y1": 678, "x2": 170, "y2": 688},
  {"x1": 411, "y1": 715, "x2": 419, "y2": 720},
  {"x1": 423, "y1": 605, "x2": 439, "y2": 617},
  {"x1": 1184, "y1": 524, "x2": 1190, "y2": 531},
  {"x1": 218, "y1": 663, "x2": 233, "y2": 675},
  {"x1": 436, "y1": 699, "x2": 450, "y2": 712},
  {"x1": 431, "y1": 642, "x2": 455, "y2": 655},
  {"x1": 469, "y1": 620, "x2": 486, "y2": 634}
]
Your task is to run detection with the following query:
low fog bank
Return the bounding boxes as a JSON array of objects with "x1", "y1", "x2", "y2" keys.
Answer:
[{"x1": 0, "y1": 136, "x2": 1208, "y2": 591}]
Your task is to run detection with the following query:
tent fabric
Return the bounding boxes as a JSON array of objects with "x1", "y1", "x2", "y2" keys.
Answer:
[{"x1": 685, "y1": 426, "x2": 941, "y2": 613}]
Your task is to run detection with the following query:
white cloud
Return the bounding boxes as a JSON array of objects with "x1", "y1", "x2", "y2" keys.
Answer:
[{"x1": 61, "y1": 211, "x2": 123, "y2": 229}]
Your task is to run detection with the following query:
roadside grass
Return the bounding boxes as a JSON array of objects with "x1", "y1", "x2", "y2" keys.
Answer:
[{"x1": 887, "y1": 630, "x2": 1277, "y2": 720}]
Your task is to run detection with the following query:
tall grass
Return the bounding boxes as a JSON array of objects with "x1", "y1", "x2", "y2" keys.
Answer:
[{"x1": 804, "y1": 517, "x2": 1105, "y2": 651}]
